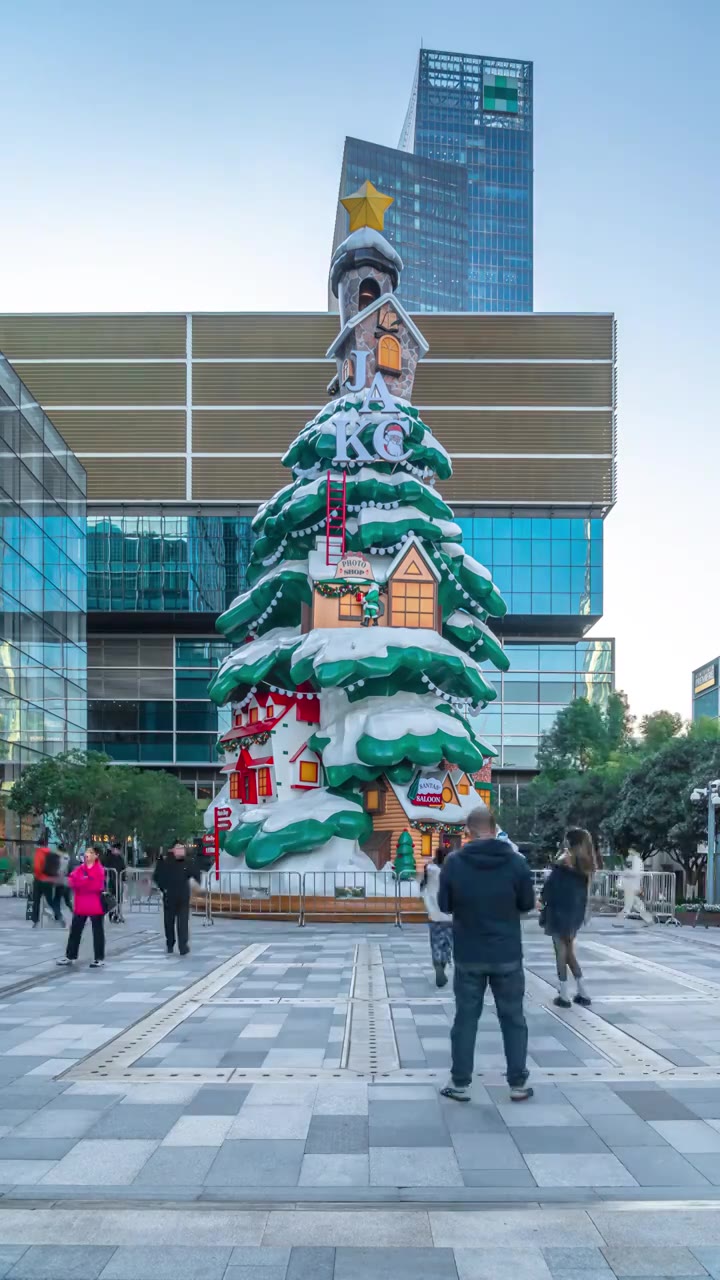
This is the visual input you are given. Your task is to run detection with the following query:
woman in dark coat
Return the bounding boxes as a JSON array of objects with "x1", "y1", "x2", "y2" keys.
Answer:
[{"x1": 541, "y1": 828, "x2": 598, "y2": 1008}]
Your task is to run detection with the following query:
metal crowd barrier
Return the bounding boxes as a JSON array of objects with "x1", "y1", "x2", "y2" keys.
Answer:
[
  {"x1": 302, "y1": 871, "x2": 399, "y2": 926},
  {"x1": 588, "y1": 869, "x2": 677, "y2": 923},
  {"x1": 124, "y1": 868, "x2": 162, "y2": 913},
  {"x1": 207, "y1": 870, "x2": 303, "y2": 923}
]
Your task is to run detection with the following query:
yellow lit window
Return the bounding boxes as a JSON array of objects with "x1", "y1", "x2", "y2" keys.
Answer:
[
  {"x1": 229, "y1": 773, "x2": 241, "y2": 800},
  {"x1": 377, "y1": 334, "x2": 402, "y2": 374},
  {"x1": 249, "y1": 706, "x2": 259, "y2": 724},
  {"x1": 442, "y1": 785, "x2": 454, "y2": 804},
  {"x1": 257, "y1": 767, "x2": 272, "y2": 797},
  {"x1": 457, "y1": 779, "x2": 470, "y2": 795},
  {"x1": 339, "y1": 592, "x2": 363, "y2": 620},
  {"x1": 266, "y1": 704, "x2": 274, "y2": 719},
  {"x1": 421, "y1": 833, "x2": 432, "y2": 858},
  {"x1": 299, "y1": 760, "x2": 318, "y2": 784},
  {"x1": 390, "y1": 580, "x2": 435, "y2": 628}
]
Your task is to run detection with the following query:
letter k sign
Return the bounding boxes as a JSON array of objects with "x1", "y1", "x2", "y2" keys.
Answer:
[{"x1": 334, "y1": 416, "x2": 372, "y2": 464}]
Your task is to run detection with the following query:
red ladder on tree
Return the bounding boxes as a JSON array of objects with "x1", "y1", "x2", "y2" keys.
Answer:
[{"x1": 325, "y1": 470, "x2": 347, "y2": 565}]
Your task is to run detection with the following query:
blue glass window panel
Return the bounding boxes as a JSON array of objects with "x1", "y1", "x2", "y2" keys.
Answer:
[
  {"x1": 551, "y1": 567, "x2": 571, "y2": 592},
  {"x1": 493, "y1": 569, "x2": 512, "y2": 594},
  {"x1": 571, "y1": 568, "x2": 589, "y2": 592},
  {"x1": 590, "y1": 519, "x2": 603, "y2": 537},
  {"x1": 176, "y1": 702, "x2": 218, "y2": 733},
  {"x1": 492, "y1": 540, "x2": 512, "y2": 566},
  {"x1": 532, "y1": 593, "x2": 551, "y2": 612},
  {"x1": 503, "y1": 676, "x2": 539, "y2": 702},
  {"x1": 539, "y1": 678, "x2": 575, "y2": 703},
  {"x1": 569, "y1": 519, "x2": 587, "y2": 539},
  {"x1": 550, "y1": 519, "x2": 571, "y2": 538},
  {"x1": 503, "y1": 710, "x2": 540, "y2": 734},
  {"x1": 512, "y1": 567, "x2": 531, "y2": 592},
  {"x1": 590, "y1": 539, "x2": 603, "y2": 567},
  {"x1": 176, "y1": 736, "x2": 218, "y2": 763},
  {"x1": 492, "y1": 518, "x2": 513, "y2": 538},
  {"x1": 504, "y1": 645, "x2": 539, "y2": 670},
  {"x1": 512, "y1": 518, "x2": 532, "y2": 539},
  {"x1": 590, "y1": 569, "x2": 603, "y2": 595},
  {"x1": 531, "y1": 540, "x2": 551, "y2": 566},
  {"x1": 472, "y1": 518, "x2": 493, "y2": 537},
  {"x1": 570, "y1": 540, "x2": 590, "y2": 566},
  {"x1": 139, "y1": 737, "x2": 174, "y2": 763},
  {"x1": 551, "y1": 541, "x2": 571, "y2": 566},
  {"x1": 513, "y1": 540, "x2": 531, "y2": 566},
  {"x1": 531, "y1": 567, "x2": 551, "y2": 592},
  {"x1": 512, "y1": 593, "x2": 531, "y2": 612},
  {"x1": 531, "y1": 519, "x2": 551, "y2": 539},
  {"x1": 551, "y1": 594, "x2": 572, "y2": 614},
  {"x1": 503, "y1": 744, "x2": 538, "y2": 767},
  {"x1": 538, "y1": 647, "x2": 574, "y2": 671},
  {"x1": 176, "y1": 674, "x2": 212, "y2": 699}
]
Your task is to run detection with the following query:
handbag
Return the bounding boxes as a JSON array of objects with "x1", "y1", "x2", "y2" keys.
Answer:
[{"x1": 100, "y1": 889, "x2": 117, "y2": 916}]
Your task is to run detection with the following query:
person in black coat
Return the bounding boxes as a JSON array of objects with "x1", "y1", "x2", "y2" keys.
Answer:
[
  {"x1": 540, "y1": 827, "x2": 598, "y2": 1008},
  {"x1": 153, "y1": 840, "x2": 202, "y2": 956},
  {"x1": 437, "y1": 807, "x2": 535, "y2": 1104}
]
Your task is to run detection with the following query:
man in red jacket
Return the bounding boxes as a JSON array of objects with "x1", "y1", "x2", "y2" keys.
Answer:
[{"x1": 31, "y1": 838, "x2": 64, "y2": 927}]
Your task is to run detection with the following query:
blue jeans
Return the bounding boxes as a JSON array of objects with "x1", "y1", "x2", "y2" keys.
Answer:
[{"x1": 450, "y1": 962, "x2": 529, "y2": 1088}]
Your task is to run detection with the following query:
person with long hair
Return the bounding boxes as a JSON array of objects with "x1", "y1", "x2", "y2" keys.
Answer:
[
  {"x1": 540, "y1": 827, "x2": 597, "y2": 1008},
  {"x1": 56, "y1": 846, "x2": 106, "y2": 969},
  {"x1": 420, "y1": 845, "x2": 453, "y2": 986}
]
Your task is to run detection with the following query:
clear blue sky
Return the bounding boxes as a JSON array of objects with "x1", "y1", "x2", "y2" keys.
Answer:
[{"x1": 3, "y1": 0, "x2": 719, "y2": 721}]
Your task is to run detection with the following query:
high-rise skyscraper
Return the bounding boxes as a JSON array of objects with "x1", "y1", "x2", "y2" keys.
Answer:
[{"x1": 331, "y1": 48, "x2": 533, "y2": 313}]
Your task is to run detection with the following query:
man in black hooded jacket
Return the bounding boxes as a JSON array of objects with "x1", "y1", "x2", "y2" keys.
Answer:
[
  {"x1": 153, "y1": 840, "x2": 202, "y2": 955},
  {"x1": 438, "y1": 807, "x2": 535, "y2": 1103}
]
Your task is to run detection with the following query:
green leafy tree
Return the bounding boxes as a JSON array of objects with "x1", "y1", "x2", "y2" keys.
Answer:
[
  {"x1": 640, "y1": 710, "x2": 684, "y2": 750},
  {"x1": 7, "y1": 751, "x2": 115, "y2": 853},
  {"x1": 97, "y1": 769, "x2": 198, "y2": 855},
  {"x1": 536, "y1": 691, "x2": 635, "y2": 779},
  {"x1": 603, "y1": 736, "x2": 720, "y2": 888}
]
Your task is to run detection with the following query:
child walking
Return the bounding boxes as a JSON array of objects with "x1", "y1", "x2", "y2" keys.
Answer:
[
  {"x1": 420, "y1": 847, "x2": 453, "y2": 987},
  {"x1": 540, "y1": 828, "x2": 597, "y2": 1008}
]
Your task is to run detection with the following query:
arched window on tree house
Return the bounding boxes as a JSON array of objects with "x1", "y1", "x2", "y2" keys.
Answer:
[
  {"x1": 377, "y1": 334, "x2": 402, "y2": 375},
  {"x1": 359, "y1": 277, "x2": 381, "y2": 309}
]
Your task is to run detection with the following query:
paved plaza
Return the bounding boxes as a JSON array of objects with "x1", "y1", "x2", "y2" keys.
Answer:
[{"x1": 1, "y1": 904, "x2": 720, "y2": 1274}]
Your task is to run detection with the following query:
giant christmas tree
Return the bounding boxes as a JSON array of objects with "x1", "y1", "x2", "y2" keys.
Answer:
[{"x1": 206, "y1": 182, "x2": 509, "y2": 873}]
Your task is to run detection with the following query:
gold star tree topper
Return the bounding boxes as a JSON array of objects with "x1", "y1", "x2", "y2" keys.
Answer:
[{"x1": 340, "y1": 180, "x2": 394, "y2": 233}]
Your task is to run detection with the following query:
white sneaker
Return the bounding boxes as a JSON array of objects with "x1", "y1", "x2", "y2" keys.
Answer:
[
  {"x1": 89, "y1": 960, "x2": 105, "y2": 968},
  {"x1": 55, "y1": 957, "x2": 73, "y2": 967}
]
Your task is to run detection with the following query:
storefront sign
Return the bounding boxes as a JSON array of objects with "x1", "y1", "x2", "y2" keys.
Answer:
[
  {"x1": 409, "y1": 776, "x2": 444, "y2": 808},
  {"x1": 334, "y1": 553, "x2": 374, "y2": 581},
  {"x1": 694, "y1": 662, "x2": 718, "y2": 696}
]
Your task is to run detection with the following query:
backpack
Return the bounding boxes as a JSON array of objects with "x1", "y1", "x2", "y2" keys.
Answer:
[{"x1": 43, "y1": 850, "x2": 60, "y2": 878}]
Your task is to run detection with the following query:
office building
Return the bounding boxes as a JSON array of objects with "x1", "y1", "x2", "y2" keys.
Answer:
[
  {"x1": 331, "y1": 48, "x2": 533, "y2": 312},
  {"x1": 692, "y1": 659, "x2": 719, "y2": 722},
  {"x1": 0, "y1": 352, "x2": 87, "y2": 861},
  {"x1": 0, "y1": 309, "x2": 616, "y2": 804}
]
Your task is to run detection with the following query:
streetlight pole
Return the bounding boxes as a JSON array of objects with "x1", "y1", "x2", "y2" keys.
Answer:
[{"x1": 691, "y1": 781, "x2": 720, "y2": 904}]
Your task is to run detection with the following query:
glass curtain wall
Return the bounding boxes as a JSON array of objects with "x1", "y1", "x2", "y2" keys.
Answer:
[{"x1": 0, "y1": 356, "x2": 87, "y2": 865}]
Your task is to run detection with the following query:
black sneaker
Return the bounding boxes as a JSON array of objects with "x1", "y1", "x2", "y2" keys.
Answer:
[
  {"x1": 166, "y1": 946, "x2": 174, "y2": 955},
  {"x1": 434, "y1": 963, "x2": 448, "y2": 988},
  {"x1": 573, "y1": 993, "x2": 591, "y2": 1007},
  {"x1": 553, "y1": 995, "x2": 572, "y2": 1009},
  {"x1": 89, "y1": 960, "x2": 105, "y2": 968},
  {"x1": 179, "y1": 948, "x2": 190, "y2": 956}
]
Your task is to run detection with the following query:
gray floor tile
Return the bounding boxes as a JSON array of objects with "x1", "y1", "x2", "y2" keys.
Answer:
[
  {"x1": 204, "y1": 1140, "x2": 304, "y2": 1186},
  {"x1": 304, "y1": 1116, "x2": 368, "y2": 1154},
  {"x1": 14, "y1": 1110, "x2": 98, "y2": 1139},
  {"x1": 369, "y1": 1146, "x2": 463, "y2": 1186},
  {"x1": 451, "y1": 1133, "x2": 525, "y2": 1170},
  {"x1": 0, "y1": 1160, "x2": 56, "y2": 1185},
  {"x1": 0, "y1": 1251, "x2": 27, "y2": 1280},
  {"x1": 299, "y1": 1154, "x2": 368, "y2": 1186},
  {"x1": 224, "y1": 1270, "x2": 286, "y2": 1280},
  {"x1": 601, "y1": 1245, "x2": 707, "y2": 1275},
  {"x1": 227, "y1": 1106, "x2": 311, "y2": 1141},
  {"x1": 524, "y1": 1153, "x2": 637, "y2": 1187},
  {"x1": 133, "y1": 1145, "x2": 217, "y2": 1185},
  {"x1": 334, "y1": 1247, "x2": 457, "y2": 1279},
  {"x1": 512, "y1": 1127, "x2": 609, "y2": 1154},
  {"x1": 186, "y1": 1087, "x2": 250, "y2": 1116},
  {"x1": 98, "y1": 1246, "x2": 232, "y2": 1278},
  {"x1": 8, "y1": 1245, "x2": 115, "y2": 1278},
  {"x1": 589, "y1": 1115, "x2": 669, "y2": 1147},
  {"x1": 542, "y1": 1247, "x2": 611, "y2": 1272},
  {"x1": 286, "y1": 1247, "x2": 334, "y2": 1280},
  {"x1": 613, "y1": 1145, "x2": 712, "y2": 1187},
  {"x1": 455, "y1": 1247, "x2": 552, "y2": 1279},
  {"x1": 440, "y1": 1104, "x2": 506, "y2": 1134},
  {"x1": 40, "y1": 1139, "x2": 158, "y2": 1186},
  {"x1": 86, "y1": 1106, "x2": 184, "y2": 1140},
  {"x1": 616, "y1": 1091, "x2": 698, "y2": 1121},
  {"x1": 228, "y1": 1249, "x2": 290, "y2": 1269},
  {"x1": 462, "y1": 1168, "x2": 537, "y2": 1186},
  {"x1": 0, "y1": 1138, "x2": 75, "y2": 1161},
  {"x1": 691, "y1": 1247, "x2": 720, "y2": 1278}
]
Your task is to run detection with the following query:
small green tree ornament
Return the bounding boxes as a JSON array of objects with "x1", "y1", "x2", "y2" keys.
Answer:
[{"x1": 393, "y1": 830, "x2": 417, "y2": 880}]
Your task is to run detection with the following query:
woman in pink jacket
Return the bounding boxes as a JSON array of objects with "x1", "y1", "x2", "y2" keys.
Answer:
[{"x1": 56, "y1": 847, "x2": 106, "y2": 968}]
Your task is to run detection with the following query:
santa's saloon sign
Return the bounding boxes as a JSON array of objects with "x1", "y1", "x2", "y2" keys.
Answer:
[{"x1": 333, "y1": 369, "x2": 410, "y2": 465}]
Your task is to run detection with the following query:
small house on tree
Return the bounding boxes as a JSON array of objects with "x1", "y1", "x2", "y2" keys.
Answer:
[
  {"x1": 218, "y1": 689, "x2": 321, "y2": 806},
  {"x1": 306, "y1": 537, "x2": 441, "y2": 634},
  {"x1": 361, "y1": 766, "x2": 486, "y2": 870}
]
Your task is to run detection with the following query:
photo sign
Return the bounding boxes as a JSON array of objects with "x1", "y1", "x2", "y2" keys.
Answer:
[{"x1": 334, "y1": 553, "x2": 374, "y2": 581}]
